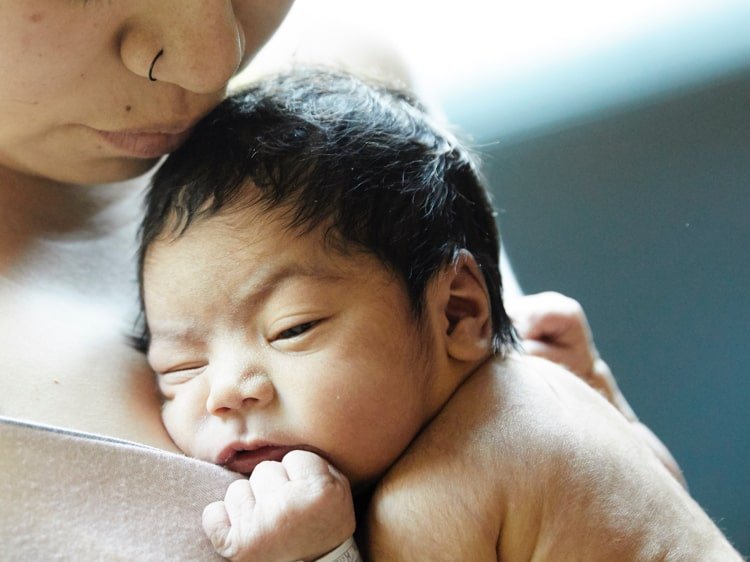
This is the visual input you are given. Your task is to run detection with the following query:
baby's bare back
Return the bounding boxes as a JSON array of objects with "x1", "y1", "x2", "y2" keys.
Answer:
[{"x1": 366, "y1": 355, "x2": 741, "y2": 561}]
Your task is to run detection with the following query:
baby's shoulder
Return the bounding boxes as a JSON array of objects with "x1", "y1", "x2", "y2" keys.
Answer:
[
  {"x1": 365, "y1": 356, "x2": 590, "y2": 560},
  {"x1": 368, "y1": 356, "x2": 742, "y2": 561},
  {"x1": 379, "y1": 354, "x2": 617, "y2": 491},
  {"x1": 443, "y1": 354, "x2": 651, "y2": 486},
  {"x1": 429, "y1": 354, "x2": 622, "y2": 448}
]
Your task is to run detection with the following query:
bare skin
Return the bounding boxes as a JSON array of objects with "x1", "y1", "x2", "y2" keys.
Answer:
[
  {"x1": 0, "y1": 1, "x2": 293, "y2": 448},
  {"x1": 164, "y1": 222, "x2": 738, "y2": 560},
  {"x1": 0, "y1": 173, "x2": 173, "y2": 447},
  {"x1": 507, "y1": 291, "x2": 686, "y2": 486},
  {"x1": 0, "y1": 0, "x2": 657, "y2": 454},
  {"x1": 366, "y1": 355, "x2": 742, "y2": 561}
]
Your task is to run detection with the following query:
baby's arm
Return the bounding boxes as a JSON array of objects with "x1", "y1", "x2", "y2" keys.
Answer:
[{"x1": 203, "y1": 450, "x2": 356, "y2": 562}]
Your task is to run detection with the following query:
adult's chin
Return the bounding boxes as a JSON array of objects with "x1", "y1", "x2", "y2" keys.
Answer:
[{"x1": 48, "y1": 155, "x2": 162, "y2": 186}]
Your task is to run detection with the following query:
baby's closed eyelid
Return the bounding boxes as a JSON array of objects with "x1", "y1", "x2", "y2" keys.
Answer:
[
  {"x1": 147, "y1": 340, "x2": 207, "y2": 373},
  {"x1": 154, "y1": 362, "x2": 207, "y2": 383}
]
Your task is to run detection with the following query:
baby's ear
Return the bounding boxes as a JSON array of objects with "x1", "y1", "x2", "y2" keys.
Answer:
[{"x1": 435, "y1": 250, "x2": 493, "y2": 362}]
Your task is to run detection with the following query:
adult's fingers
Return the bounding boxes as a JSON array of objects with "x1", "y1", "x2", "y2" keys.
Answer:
[
  {"x1": 520, "y1": 339, "x2": 574, "y2": 369},
  {"x1": 507, "y1": 291, "x2": 590, "y2": 343},
  {"x1": 521, "y1": 335, "x2": 594, "y2": 378}
]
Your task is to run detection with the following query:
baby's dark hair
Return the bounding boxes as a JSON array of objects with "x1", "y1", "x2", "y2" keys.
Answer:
[{"x1": 138, "y1": 68, "x2": 515, "y2": 352}]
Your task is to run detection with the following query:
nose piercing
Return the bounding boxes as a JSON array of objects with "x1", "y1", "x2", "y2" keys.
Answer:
[{"x1": 148, "y1": 49, "x2": 164, "y2": 82}]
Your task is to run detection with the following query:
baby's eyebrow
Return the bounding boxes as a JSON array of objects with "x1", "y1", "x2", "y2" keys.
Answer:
[
  {"x1": 147, "y1": 325, "x2": 205, "y2": 347},
  {"x1": 232, "y1": 264, "x2": 345, "y2": 308}
]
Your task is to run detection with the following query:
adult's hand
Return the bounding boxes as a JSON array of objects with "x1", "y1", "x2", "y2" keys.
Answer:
[
  {"x1": 505, "y1": 291, "x2": 634, "y2": 418},
  {"x1": 506, "y1": 291, "x2": 686, "y2": 487}
]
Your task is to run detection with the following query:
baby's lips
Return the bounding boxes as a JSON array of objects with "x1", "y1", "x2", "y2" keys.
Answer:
[{"x1": 218, "y1": 442, "x2": 296, "y2": 475}]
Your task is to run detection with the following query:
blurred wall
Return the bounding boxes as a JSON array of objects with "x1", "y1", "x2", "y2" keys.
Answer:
[{"x1": 471, "y1": 69, "x2": 749, "y2": 554}]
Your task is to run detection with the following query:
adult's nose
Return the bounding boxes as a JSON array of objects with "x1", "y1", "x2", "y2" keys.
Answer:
[
  {"x1": 206, "y1": 367, "x2": 275, "y2": 416},
  {"x1": 119, "y1": 1, "x2": 244, "y2": 94}
]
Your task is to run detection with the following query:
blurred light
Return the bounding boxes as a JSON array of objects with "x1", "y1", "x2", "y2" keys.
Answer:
[{"x1": 242, "y1": 0, "x2": 750, "y2": 140}]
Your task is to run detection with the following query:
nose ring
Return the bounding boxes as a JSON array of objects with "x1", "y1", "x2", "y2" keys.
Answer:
[{"x1": 148, "y1": 49, "x2": 164, "y2": 82}]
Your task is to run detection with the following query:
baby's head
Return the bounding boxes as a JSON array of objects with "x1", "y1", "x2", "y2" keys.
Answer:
[{"x1": 138, "y1": 68, "x2": 514, "y2": 487}]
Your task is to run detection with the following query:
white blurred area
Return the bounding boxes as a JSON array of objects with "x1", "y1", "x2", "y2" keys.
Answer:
[{"x1": 238, "y1": 0, "x2": 750, "y2": 140}]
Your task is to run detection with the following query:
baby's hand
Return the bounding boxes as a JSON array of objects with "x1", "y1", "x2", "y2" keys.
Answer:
[{"x1": 203, "y1": 450, "x2": 355, "y2": 562}]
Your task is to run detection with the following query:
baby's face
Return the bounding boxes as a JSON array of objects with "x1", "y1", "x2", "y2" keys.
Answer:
[{"x1": 143, "y1": 202, "x2": 439, "y2": 487}]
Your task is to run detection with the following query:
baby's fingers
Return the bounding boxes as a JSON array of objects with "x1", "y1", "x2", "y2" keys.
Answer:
[
  {"x1": 223, "y1": 478, "x2": 257, "y2": 528},
  {"x1": 202, "y1": 500, "x2": 235, "y2": 557},
  {"x1": 249, "y1": 460, "x2": 290, "y2": 503},
  {"x1": 203, "y1": 479, "x2": 258, "y2": 557},
  {"x1": 283, "y1": 449, "x2": 341, "y2": 482}
]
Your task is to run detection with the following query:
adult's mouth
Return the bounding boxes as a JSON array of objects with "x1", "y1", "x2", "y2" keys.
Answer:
[{"x1": 89, "y1": 122, "x2": 196, "y2": 159}]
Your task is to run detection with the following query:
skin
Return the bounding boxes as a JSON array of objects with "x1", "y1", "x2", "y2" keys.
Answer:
[
  {"x1": 141, "y1": 191, "x2": 493, "y2": 560},
  {"x1": 202, "y1": 450, "x2": 357, "y2": 561},
  {"x1": 0, "y1": 3, "x2": 701, "y2": 560},
  {"x1": 366, "y1": 356, "x2": 743, "y2": 561},
  {"x1": 0, "y1": 0, "x2": 293, "y2": 448},
  {"x1": 143, "y1": 198, "x2": 458, "y2": 487},
  {"x1": 0, "y1": 0, "x2": 642, "y2": 452},
  {"x1": 507, "y1": 291, "x2": 686, "y2": 486},
  {"x1": 0, "y1": 0, "x2": 293, "y2": 184}
]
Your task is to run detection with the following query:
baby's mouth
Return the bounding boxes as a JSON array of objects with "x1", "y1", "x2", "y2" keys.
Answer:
[{"x1": 219, "y1": 444, "x2": 296, "y2": 475}]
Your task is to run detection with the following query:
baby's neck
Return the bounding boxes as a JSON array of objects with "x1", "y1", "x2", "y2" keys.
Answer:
[{"x1": 424, "y1": 352, "x2": 495, "y2": 427}]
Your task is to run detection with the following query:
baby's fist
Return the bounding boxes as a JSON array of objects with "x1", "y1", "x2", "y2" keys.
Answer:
[{"x1": 203, "y1": 450, "x2": 355, "y2": 562}]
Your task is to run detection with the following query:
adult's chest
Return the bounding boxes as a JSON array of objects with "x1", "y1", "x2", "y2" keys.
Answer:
[{"x1": 0, "y1": 281, "x2": 176, "y2": 450}]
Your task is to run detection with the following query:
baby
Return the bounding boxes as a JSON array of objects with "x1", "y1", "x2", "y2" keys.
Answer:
[{"x1": 137, "y1": 69, "x2": 742, "y2": 561}]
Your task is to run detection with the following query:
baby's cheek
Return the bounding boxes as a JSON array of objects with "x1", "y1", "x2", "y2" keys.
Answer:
[
  {"x1": 160, "y1": 399, "x2": 199, "y2": 456},
  {"x1": 157, "y1": 380, "x2": 176, "y2": 401}
]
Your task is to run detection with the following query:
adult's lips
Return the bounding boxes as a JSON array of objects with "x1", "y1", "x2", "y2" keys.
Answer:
[{"x1": 92, "y1": 126, "x2": 194, "y2": 159}]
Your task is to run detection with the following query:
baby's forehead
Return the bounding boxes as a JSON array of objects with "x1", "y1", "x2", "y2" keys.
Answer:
[
  {"x1": 146, "y1": 197, "x2": 351, "y2": 269},
  {"x1": 143, "y1": 176, "x2": 401, "y2": 290},
  {"x1": 142, "y1": 204, "x2": 403, "y2": 319}
]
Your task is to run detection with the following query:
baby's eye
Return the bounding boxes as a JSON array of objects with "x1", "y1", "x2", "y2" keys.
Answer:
[
  {"x1": 155, "y1": 363, "x2": 206, "y2": 384},
  {"x1": 276, "y1": 321, "x2": 317, "y2": 340}
]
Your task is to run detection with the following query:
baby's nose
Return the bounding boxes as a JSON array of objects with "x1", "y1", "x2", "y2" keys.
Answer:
[{"x1": 206, "y1": 370, "x2": 275, "y2": 415}]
